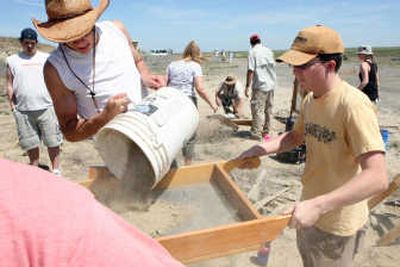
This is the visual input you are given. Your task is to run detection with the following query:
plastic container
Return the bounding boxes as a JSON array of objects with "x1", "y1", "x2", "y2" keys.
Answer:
[
  {"x1": 96, "y1": 87, "x2": 199, "y2": 187},
  {"x1": 380, "y1": 128, "x2": 390, "y2": 151}
]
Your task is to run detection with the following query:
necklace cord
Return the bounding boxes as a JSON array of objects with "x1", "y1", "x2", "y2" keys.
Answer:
[{"x1": 60, "y1": 28, "x2": 100, "y2": 113}]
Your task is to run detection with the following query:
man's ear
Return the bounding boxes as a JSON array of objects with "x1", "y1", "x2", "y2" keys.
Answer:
[{"x1": 326, "y1": 60, "x2": 336, "y2": 72}]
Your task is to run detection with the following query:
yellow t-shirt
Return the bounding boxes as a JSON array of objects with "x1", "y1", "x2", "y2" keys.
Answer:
[{"x1": 293, "y1": 81, "x2": 384, "y2": 236}]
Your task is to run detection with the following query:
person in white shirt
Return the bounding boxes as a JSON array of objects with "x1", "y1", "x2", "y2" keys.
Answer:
[
  {"x1": 6, "y1": 28, "x2": 62, "y2": 174},
  {"x1": 33, "y1": 0, "x2": 164, "y2": 142},
  {"x1": 245, "y1": 34, "x2": 277, "y2": 141},
  {"x1": 166, "y1": 40, "x2": 217, "y2": 165}
]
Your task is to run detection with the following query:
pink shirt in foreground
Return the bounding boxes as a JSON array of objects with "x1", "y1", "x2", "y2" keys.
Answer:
[{"x1": 0, "y1": 159, "x2": 184, "y2": 267}]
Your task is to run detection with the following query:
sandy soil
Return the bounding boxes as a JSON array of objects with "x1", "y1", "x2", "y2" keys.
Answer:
[{"x1": 1, "y1": 53, "x2": 399, "y2": 266}]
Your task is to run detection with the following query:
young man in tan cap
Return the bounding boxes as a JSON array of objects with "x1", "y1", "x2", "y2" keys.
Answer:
[
  {"x1": 237, "y1": 25, "x2": 388, "y2": 266},
  {"x1": 32, "y1": 0, "x2": 165, "y2": 141}
]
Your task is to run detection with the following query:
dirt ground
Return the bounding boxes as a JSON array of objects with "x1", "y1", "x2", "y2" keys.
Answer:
[{"x1": 1, "y1": 51, "x2": 399, "y2": 266}]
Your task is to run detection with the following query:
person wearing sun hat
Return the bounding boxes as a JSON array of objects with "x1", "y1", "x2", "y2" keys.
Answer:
[
  {"x1": 356, "y1": 45, "x2": 380, "y2": 103},
  {"x1": 237, "y1": 25, "x2": 387, "y2": 266},
  {"x1": 32, "y1": 0, "x2": 165, "y2": 142},
  {"x1": 215, "y1": 75, "x2": 244, "y2": 118}
]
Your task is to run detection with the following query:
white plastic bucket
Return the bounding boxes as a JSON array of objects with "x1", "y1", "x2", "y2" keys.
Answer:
[{"x1": 95, "y1": 87, "x2": 199, "y2": 187}]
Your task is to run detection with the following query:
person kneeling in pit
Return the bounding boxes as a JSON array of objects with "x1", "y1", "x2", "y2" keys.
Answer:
[{"x1": 215, "y1": 75, "x2": 244, "y2": 118}]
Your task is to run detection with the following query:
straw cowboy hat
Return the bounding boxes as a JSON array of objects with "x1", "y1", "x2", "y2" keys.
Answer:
[
  {"x1": 223, "y1": 75, "x2": 236, "y2": 86},
  {"x1": 32, "y1": 0, "x2": 110, "y2": 43}
]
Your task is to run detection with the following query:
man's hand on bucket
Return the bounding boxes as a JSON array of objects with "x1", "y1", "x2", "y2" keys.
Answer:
[
  {"x1": 104, "y1": 93, "x2": 131, "y2": 119},
  {"x1": 142, "y1": 74, "x2": 166, "y2": 89}
]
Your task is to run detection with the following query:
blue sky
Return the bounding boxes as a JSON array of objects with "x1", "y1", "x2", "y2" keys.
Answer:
[{"x1": 1, "y1": 0, "x2": 399, "y2": 52}]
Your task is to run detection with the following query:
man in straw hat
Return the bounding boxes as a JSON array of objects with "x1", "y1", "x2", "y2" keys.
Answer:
[
  {"x1": 245, "y1": 33, "x2": 277, "y2": 141},
  {"x1": 237, "y1": 25, "x2": 388, "y2": 266},
  {"x1": 215, "y1": 75, "x2": 244, "y2": 118},
  {"x1": 0, "y1": 158, "x2": 184, "y2": 266},
  {"x1": 33, "y1": 0, "x2": 165, "y2": 141}
]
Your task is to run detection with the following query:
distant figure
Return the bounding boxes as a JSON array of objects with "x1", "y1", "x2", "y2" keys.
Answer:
[
  {"x1": 166, "y1": 40, "x2": 218, "y2": 165},
  {"x1": 0, "y1": 158, "x2": 184, "y2": 267},
  {"x1": 221, "y1": 49, "x2": 227, "y2": 62},
  {"x1": 245, "y1": 33, "x2": 277, "y2": 141},
  {"x1": 34, "y1": 0, "x2": 164, "y2": 142},
  {"x1": 228, "y1": 51, "x2": 234, "y2": 63},
  {"x1": 357, "y1": 45, "x2": 380, "y2": 103},
  {"x1": 6, "y1": 28, "x2": 62, "y2": 175},
  {"x1": 215, "y1": 75, "x2": 244, "y2": 118}
]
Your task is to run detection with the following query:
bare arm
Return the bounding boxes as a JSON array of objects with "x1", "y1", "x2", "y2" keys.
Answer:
[
  {"x1": 44, "y1": 61, "x2": 129, "y2": 142},
  {"x1": 237, "y1": 130, "x2": 304, "y2": 160},
  {"x1": 112, "y1": 20, "x2": 165, "y2": 89},
  {"x1": 194, "y1": 76, "x2": 218, "y2": 112},
  {"x1": 5, "y1": 65, "x2": 16, "y2": 111},
  {"x1": 287, "y1": 151, "x2": 388, "y2": 228},
  {"x1": 376, "y1": 65, "x2": 381, "y2": 99},
  {"x1": 376, "y1": 69, "x2": 381, "y2": 88},
  {"x1": 357, "y1": 62, "x2": 370, "y2": 90},
  {"x1": 215, "y1": 86, "x2": 223, "y2": 107},
  {"x1": 245, "y1": 70, "x2": 254, "y2": 98}
]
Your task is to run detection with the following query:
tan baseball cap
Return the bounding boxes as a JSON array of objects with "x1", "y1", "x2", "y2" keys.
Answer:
[{"x1": 277, "y1": 25, "x2": 344, "y2": 66}]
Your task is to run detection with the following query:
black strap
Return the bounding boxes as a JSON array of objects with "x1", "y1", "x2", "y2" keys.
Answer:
[{"x1": 60, "y1": 28, "x2": 100, "y2": 113}]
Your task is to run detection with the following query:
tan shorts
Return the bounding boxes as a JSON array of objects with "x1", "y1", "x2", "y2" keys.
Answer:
[
  {"x1": 296, "y1": 225, "x2": 367, "y2": 267},
  {"x1": 13, "y1": 107, "x2": 63, "y2": 151}
]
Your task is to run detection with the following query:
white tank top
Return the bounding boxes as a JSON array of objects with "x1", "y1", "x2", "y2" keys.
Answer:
[
  {"x1": 48, "y1": 21, "x2": 143, "y2": 119},
  {"x1": 6, "y1": 51, "x2": 53, "y2": 111}
]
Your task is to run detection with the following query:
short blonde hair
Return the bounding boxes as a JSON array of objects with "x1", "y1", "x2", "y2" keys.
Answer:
[{"x1": 182, "y1": 40, "x2": 203, "y2": 64}]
